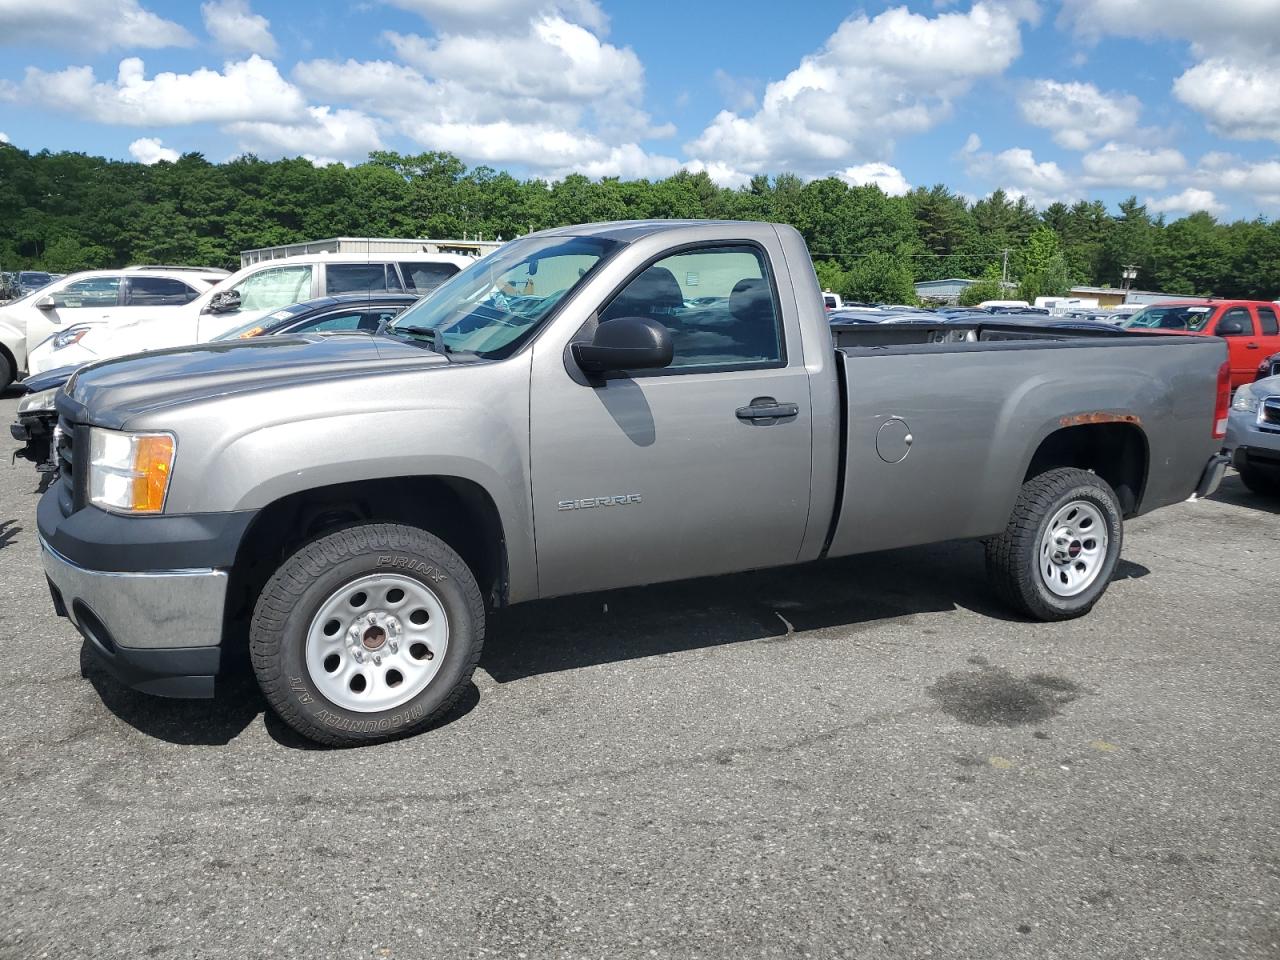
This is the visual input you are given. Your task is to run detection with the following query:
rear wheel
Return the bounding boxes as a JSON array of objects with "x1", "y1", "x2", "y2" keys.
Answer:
[
  {"x1": 985, "y1": 467, "x2": 1124, "y2": 621},
  {"x1": 0, "y1": 352, "x2": 12, "y2": 393},
  {"x1": 1238, "y1": 460, "x2": 1280, "y2": 498},
  {"x1": 250, "y1": 523, "x2": 485, "y2": 746}
]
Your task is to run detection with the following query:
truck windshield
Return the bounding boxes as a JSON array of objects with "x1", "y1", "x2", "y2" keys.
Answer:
[
  {"x1": 386, "y1": 235, "x2": 621, "y2": 359},
  {"x1": 1121, "y1": 305, "x2": 1214, "y2": 331}
]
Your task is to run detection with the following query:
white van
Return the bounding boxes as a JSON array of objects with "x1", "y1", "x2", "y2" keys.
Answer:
[
  {"x1": 0, "y1": 266, "x2": 226, "y2": 389},
  {"x1": 25, "y1": 251, "x2": 474, "y2": 378}
]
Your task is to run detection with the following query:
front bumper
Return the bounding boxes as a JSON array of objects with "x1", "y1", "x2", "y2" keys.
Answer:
[
  {"x1": 1225, "y1": 404, "x2": 1280, "y2": 466},
  {"x1": 41, "y1": 536, "x2": 227, "y2": 698},
  {"x1": 1194, "y1": 453, "x2": 1231, "y2": 499}
]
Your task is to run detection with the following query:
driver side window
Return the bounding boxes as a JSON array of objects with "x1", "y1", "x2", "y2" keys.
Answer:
[
  {"x1": 52, "y1": 276, "x2": 121, "y2": 308},
  {"x1": 599, "y1": 246, "x2": 784, "y2": 371},
  {"x1": 1217, "y1": 307, "x2": 1254, "y2": 337}
]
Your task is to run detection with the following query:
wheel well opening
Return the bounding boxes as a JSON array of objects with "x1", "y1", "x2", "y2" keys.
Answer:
[
  {"x1": 0, "y1": 342, "x2": 16, "y2": 383},
  {"x1": 222, "y1": 476, "x2": 508, "y2": 649},
  {"x1": 1025, "y1": 424, "x2": 1148, "y2": 516}
]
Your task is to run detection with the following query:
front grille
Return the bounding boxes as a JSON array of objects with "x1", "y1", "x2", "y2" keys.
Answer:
[
  {"x1": 1261, "y1": 397, "x2": 1280, "y2": 432},
  {"x1": 54, "y1": 418, "x2": 85, "y2": 516}
]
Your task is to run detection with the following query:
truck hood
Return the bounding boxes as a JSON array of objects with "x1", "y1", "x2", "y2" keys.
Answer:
[{"x1": 60, "y1": 332, "x2": 446, "y2": 428}]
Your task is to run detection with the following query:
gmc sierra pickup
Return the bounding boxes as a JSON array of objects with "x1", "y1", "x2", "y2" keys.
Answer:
[{"x1": 37, "y1": 220, "x2": 1232, "y2": 746}]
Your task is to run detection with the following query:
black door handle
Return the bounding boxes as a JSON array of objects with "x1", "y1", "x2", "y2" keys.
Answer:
[{"x1": 736, "y1": 397, "x2": 799, "y2": 422}]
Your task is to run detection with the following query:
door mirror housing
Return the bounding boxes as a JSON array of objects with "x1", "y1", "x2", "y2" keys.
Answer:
[
  {"x1": 204, "y1": 289, "x2": 242, "y2": 314},
  {"x1": 572, "y1": 316, "x2": 674, "y2": 375},
  {"x1": 1217, "y1": 317, "x2": 1247, "y2": 336},
  {"x1": 35, "y1": 295, "x2": 55, "y2": 310}
]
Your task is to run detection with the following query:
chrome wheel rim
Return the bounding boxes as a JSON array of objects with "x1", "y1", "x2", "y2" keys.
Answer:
[
  {"x1": 1039, "y1": 500, "x2": 1109, "y2": 598},
  {"x1": 305, "y1": 573, "x2": 449, "y2": 713}
]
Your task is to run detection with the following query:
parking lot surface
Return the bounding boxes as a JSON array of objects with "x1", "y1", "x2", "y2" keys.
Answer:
[{"x1": 0, "y1": 388, "x2": 1277, "y2": 959}]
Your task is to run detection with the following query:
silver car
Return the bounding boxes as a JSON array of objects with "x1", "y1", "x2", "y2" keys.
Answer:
[{"x1": 1226, "y1": 375, "x2": 1280, "y2": 497}]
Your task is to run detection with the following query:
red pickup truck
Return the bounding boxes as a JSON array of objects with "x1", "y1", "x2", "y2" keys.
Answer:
[{"x1": 1121, "y1": 300, "x2": 1280, "y2": 388}]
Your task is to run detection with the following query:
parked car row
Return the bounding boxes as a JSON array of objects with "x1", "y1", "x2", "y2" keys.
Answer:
[
  {"x1": 1118, "y1": 300, "x2": 1280, "y2": 388},
  {"x1": 0, "y1": 270, "x2": 62, "y2": 302},
  {"x1": 0, "y1": 252, "x2": 472, "y2": 391},
  {"x1": 11, "y1": 292, "x2": 420, "y2": 470}
]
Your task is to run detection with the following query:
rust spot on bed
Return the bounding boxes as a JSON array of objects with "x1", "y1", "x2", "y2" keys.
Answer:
[{"x1": 1059, "y1": 411, "x2": 1142, "y2": 428}]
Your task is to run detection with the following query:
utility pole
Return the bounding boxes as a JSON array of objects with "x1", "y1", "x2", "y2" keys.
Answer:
[{"x1": 1001, "y1": 248, "x2": 1009, "y2": 287}]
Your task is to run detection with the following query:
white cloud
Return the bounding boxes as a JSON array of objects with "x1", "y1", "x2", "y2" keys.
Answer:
[
  {"x1": 386, "y1": 16, "x2": 670, "y2": 139},
  {"x1": 964, "y1": 143, "x2": 1074, "y2": 206},
  {"x1": 398, "y1": 117, "x2": 675, "y2": 177},
  {"x1": 384, "y1": 0, "x2": 608, "y2": 33},
  {"x1": 1145, "y1": 188, "x2": 1226, "y2": 216},
  {"x1": 838, "y1": 162, "x2": 912, "y2": 196},
  {"x1": 1173, "y1": 59, "x2": 1280, "y2": 142},
  {"x1": 1059, "y1": 0, "x2": 1280, "y2": 55},
  {"x1": 713, "y1": 69, "x2": 758, "y2": 112},
  {"x1": 681, "y1": 159, "x2": 751, "y2": 190},
  {"x1": 1017, "y1": 79, "x2": 1141, "y2": 150},
  {"x1": 8, "y1": 56, "x2": 306, "y2": 126},
  {"x1": 202, "y1": 0, "x2": 278, "y2": 57},
  {"x1": 1081, "y1": 142, "x2": 1187, "y2": 189},
  {"x1": 227, "y1": 106, "x2": 385, "y2": 162},
  {"x1": 1193, "y1": 154, "x2": 1280, "y2": 208},
  {"x1": 1060, "y1": 0, "x2": 1280, "y2": 146},
  {"x1": 685, "y1": 1, "x2": 1035, "y2": 177},
  {"x1": 293, "y1": 5, "x2": 674, "y2": 178},
  {"x1": 0, "y1": 132, "x2": 8, "y2": 143},
  {"x1": 128, "y1": 136, "x2": 178, "y2": 163},
  {"x1": 293, "y1": 58, "x2": 435, "y2": 106},
  {"x1": 0, "y1": 0, "x2": 192, "y2": 51}
]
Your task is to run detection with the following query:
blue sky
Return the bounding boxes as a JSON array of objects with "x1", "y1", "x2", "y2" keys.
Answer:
[{"x1": 3, "y1": 0, "x2": 1280, "y2": 219}]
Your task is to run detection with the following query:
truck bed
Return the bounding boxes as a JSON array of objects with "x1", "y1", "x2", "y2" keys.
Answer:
[{"x1": 824, "y1": 321, "x2": 1225, "y2": 559}]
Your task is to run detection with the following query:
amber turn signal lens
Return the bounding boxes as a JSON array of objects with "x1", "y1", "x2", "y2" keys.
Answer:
[{"x1": 130, "y1": 434, "x2": 175, "y2": 513}]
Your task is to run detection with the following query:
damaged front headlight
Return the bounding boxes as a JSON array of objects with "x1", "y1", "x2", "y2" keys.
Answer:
[{"x1": 16, "y1": 387, "x2": 58, "y2": 415}]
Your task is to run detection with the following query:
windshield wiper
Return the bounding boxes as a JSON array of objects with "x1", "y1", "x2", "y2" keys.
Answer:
[{"x1": 382, "y1": 323, "x2": 453, "y2": 362}]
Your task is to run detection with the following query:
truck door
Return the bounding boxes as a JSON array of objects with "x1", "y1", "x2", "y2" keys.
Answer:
[
  {"x1": 1254, "y1": 305, "x2": 1280, "y2": 379},
  {"x1": 1212, "y1": 306, "x2": 1260, "y2": 388},
  {"x1": 529, "y1": 241, "x2": 814, "y2": 598}
]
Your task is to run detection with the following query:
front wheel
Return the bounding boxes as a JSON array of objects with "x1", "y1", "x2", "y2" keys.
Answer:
[
  {"x1": 250, "y1": 523, "x2": 485, "y2": 746},
  {"x1": 985, "y1": 467, "x2": 1124, "y2": 622}
]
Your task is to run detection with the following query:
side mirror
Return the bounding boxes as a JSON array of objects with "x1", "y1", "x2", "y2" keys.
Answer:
[
  {"x1": 572, "y1": 316, "x2": 673, "y2": 375},
  {"x1": 35, "y1": 295, "x2": 55, "y2": 310},
  {"x1": 1217, "y1": 318, "x2": 1246, "y2": 336},
  {"x1": 206, "y1": 289, "x2": 242, "y2": 314}
]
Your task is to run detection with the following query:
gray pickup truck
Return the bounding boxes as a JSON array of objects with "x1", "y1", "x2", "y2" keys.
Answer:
[{"x1": 38, "y1": 220, "x2": 1231, "y2": 746}]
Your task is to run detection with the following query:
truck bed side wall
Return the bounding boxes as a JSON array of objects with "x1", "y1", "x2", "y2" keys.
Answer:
[{"x1": 826, "y1": 336, "x2": 1224, "y2": 558}]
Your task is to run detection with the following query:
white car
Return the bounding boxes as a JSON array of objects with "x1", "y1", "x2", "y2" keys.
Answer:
[
  {"x1": 0, "y1": 266, "x2": 226, "y2": 389},
  {"x1": 26, "y1": 252, "x2": 473, "y2": 378}
]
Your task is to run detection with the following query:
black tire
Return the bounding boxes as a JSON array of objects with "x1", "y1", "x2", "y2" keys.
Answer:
[
  {"x1": 1237, "y1": 461, "x2": 1280, "y2": 498},
  {"x1": 250, "y1": 523, "x2": 485, "y2": 747},
  {"x1": 0, "y1": 352, "x2": 12, "y2": 393},
  {"x1": 985, "y1": 467, "x2": 1124, "y2": 622}
]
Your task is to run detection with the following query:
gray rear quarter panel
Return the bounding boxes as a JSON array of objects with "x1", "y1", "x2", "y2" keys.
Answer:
[{"x1": 827, "y1": 335, "x2": 1224, "y2": 557}]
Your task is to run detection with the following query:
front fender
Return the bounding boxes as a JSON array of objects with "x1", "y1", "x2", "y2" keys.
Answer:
[
  {"x1": 151, "y1": 357, "x2": 536, "y2": 603},
  {"x1": 0, "y1": 319, "x2": 28, "y2": 369}
]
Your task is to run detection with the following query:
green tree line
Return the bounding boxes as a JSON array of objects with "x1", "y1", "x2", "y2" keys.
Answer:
[{"x1": 3, "y1": 143, "x2": 1279, "y2": 304}]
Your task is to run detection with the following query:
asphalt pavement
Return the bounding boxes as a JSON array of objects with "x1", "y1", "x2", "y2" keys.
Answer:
[{"x1": 0, "y1": 388, "x2": 1277, "y2": 959}]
